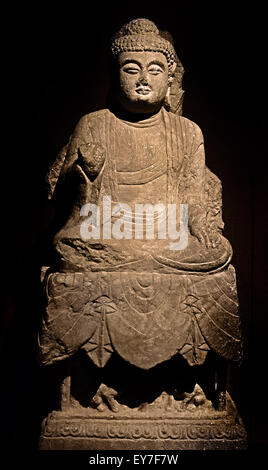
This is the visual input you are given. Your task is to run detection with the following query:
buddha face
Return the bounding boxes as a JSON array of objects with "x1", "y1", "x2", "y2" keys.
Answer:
[{"x1": 117, "y1": 51, "x2": 171, "y2": 114}]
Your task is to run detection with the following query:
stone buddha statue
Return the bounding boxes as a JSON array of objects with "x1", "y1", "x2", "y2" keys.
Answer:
[{"x1": 39, "y1": 19, "x2": 246, "y2": 450}]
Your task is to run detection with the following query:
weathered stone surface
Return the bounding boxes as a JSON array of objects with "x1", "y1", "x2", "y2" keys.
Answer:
[
  {"x1": 40, "y1": 393, "x2": 246, "y2": 450},
  {"x1": 40, "y1": 268, "x2": 241, "y2": 369},
  {"x1": 39, "y1": 18, "x2": 246, "y2": 450}
]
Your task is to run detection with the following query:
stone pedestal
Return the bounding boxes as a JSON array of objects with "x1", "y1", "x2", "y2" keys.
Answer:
[{"x1": 39, "y1": 393, "x2": 247, "y2": 451}]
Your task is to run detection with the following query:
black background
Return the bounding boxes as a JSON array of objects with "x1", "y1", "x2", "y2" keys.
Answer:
[{"x1": 1, "y1": 0, "x2": 267, "y2": 460}]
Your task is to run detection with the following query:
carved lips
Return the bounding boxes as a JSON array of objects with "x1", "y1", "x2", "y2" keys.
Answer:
[{"x1": 136, "y1": 86, "x2": 151, "y2": 95}]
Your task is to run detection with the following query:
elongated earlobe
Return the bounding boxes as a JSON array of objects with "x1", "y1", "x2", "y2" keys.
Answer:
[{"x1": 164, "y1": 86, "x2": 171, "y2": 111}]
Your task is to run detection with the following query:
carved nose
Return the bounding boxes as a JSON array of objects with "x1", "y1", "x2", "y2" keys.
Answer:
[{"x1": 137, "y1": 73, "x2": 149, "y2": 86}]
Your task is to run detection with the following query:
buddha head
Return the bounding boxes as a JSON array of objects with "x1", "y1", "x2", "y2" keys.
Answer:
[{"x1": 110, "y1": 18, "x2": 184, "y2": 115}]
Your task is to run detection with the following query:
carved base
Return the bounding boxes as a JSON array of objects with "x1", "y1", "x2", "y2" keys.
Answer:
[{"x1": 39, "y1": 393, "x2": 247, "y2": 450}]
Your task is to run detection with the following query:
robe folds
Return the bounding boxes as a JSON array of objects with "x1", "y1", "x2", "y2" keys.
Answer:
[{"x1": 40, "y1": 108, "x2": 242, "y2": 368}]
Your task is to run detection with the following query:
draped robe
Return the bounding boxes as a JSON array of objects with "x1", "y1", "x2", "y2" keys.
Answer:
[{"x1": 40, "y1": 108, "x2": 242, "y2": 369}]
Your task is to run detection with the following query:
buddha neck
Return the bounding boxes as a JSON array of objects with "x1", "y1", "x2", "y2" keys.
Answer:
[
  {"x1": 119, "y1": 109, "x2": 163, "y2": 128},
  {"x1": 109, "y1": 104, "x2": 164, "y2": 128}
]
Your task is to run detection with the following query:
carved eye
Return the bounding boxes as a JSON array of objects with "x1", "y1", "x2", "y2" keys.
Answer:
[
  {"x1": 148, "y1": 65, "x2": 163, "y2": 75},
  {"x1": 123, "y1": 66, "x2": 140, "y2": 75}
]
